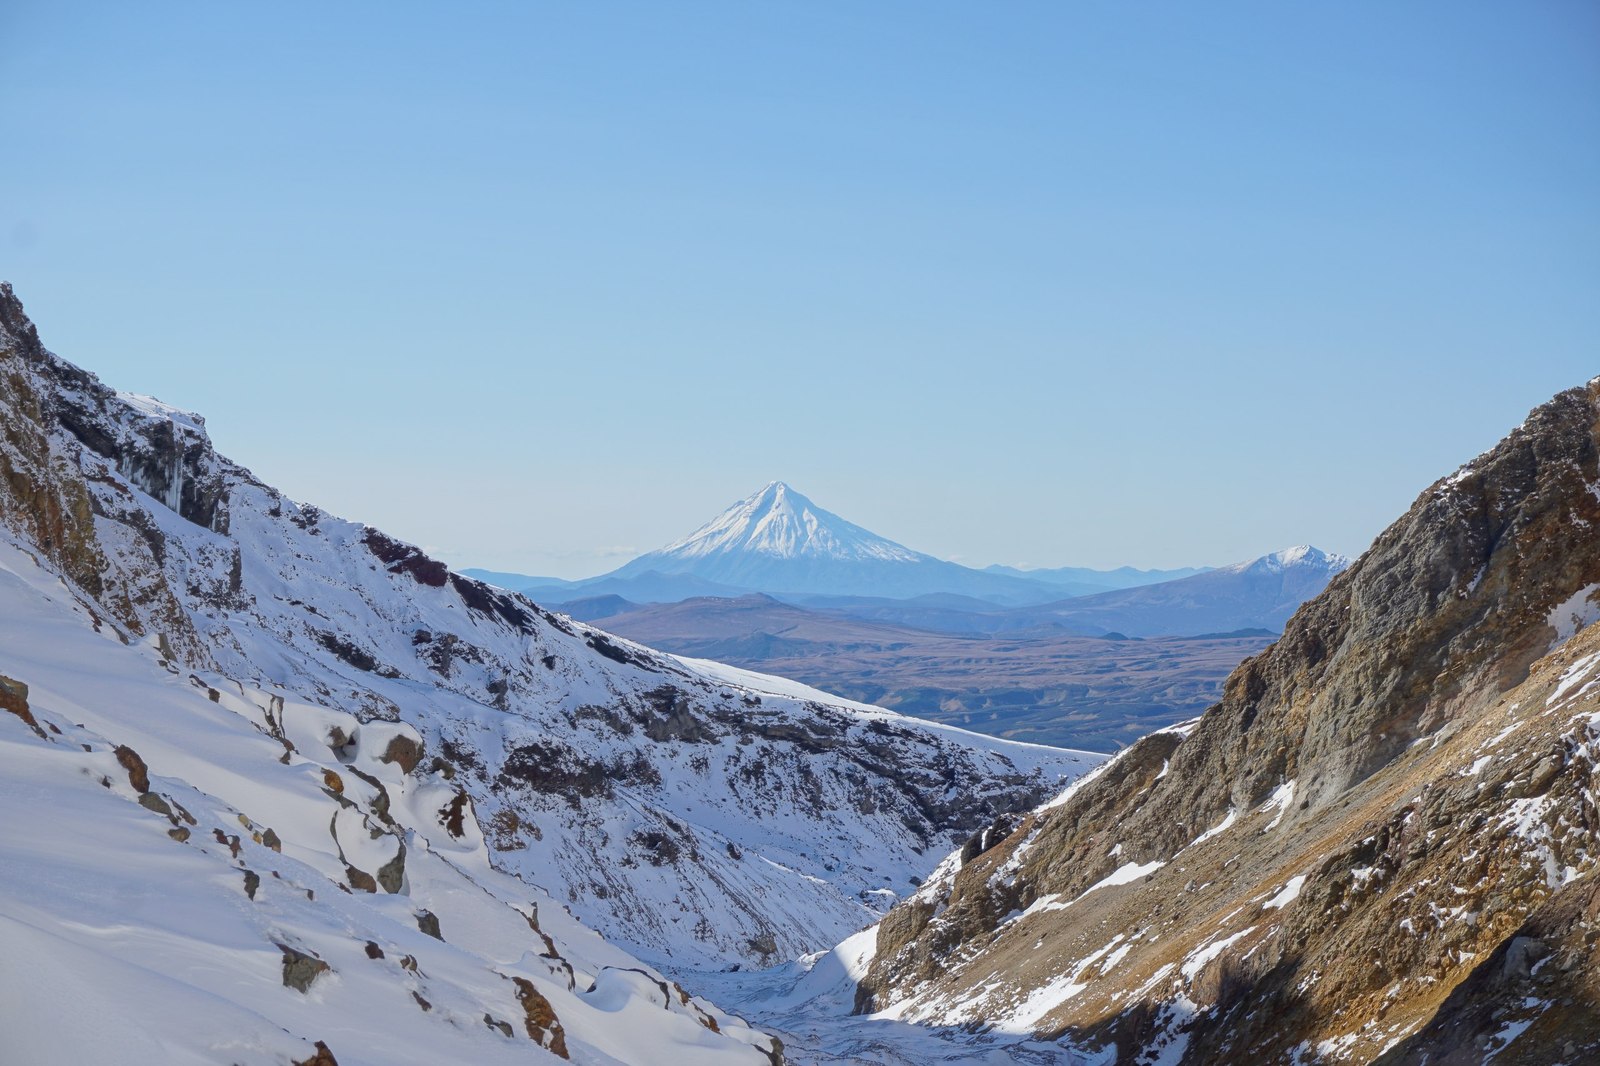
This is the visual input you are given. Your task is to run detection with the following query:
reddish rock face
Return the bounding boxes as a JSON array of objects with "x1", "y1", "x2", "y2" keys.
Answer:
[
  {"x1": 511, "y1": 976, "x2": 570, "y2": 1059},
  {"x1": 291, "y1": 1041, "x2": 338, "y2": 1066},
  {"x1": 113, "y1": 745, "x2": 150, "y2": 794},
  {"x1": 0, "y1": 675, "x2": 44, "y2": 738},
  {"x1": 379, "y1": 734, "x2": 424, "y2": 774}
]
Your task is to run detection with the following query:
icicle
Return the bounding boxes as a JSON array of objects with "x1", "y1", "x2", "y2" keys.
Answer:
[{"x1": 167, "y1": 416, "x2": 184, "y2": 514}]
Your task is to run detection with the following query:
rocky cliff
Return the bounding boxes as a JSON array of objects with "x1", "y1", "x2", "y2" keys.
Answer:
[{"x1": 854, "y1": 380, "x2": 1600, "y2": 1063}]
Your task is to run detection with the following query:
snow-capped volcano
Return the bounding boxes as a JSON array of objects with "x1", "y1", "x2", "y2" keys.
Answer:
[
  {"x1": 590, "y1": 483, "x2": 1063, "y2": 603},
  {"x1": 646, "y1": 482, "x2": 925, "y2": 565}
]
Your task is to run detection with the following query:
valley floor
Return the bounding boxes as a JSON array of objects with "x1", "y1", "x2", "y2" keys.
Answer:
[{"x1": 680, "y1": 937, "x2": 1105, "y2": 1066}]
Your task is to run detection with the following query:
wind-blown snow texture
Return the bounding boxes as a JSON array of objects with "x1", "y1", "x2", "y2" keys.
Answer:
[{"x1": 0, "y1": 284, "x2": 1101, "y2": 1063}]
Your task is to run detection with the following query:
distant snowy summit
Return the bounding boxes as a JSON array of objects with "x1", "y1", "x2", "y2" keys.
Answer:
[
  {"x1": 640, "y1": 481, "x2": 924, "y2": 565},
  {"x1": 605, "y1": 481, "x2": 1057, "y2": 601},
  {"x1": 1007, "y1": 541, "x2": 1352, "y2": 637},
  {"x1": 1224, "y1": 543, "x2": 1351, "y2": 576}
]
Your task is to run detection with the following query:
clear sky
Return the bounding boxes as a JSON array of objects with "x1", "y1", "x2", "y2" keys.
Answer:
[{"x1": 3, "y1": 2, "x2": 1596, "y2": 577}]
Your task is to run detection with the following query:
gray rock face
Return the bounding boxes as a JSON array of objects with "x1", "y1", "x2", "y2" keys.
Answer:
[{"x1": 279, "y1": 945, "x2": 330, "y2": 993}]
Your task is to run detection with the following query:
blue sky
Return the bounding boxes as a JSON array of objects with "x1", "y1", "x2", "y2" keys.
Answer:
[{"x1": 3, "y1": 2, "x2": 1596, "y2": 576}]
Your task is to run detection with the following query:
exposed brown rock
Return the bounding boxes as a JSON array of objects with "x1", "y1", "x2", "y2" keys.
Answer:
[
  {"x1": 113, "y1": 745, "x2": 149, "y2": 793},
  {"x1": 857, "y1": 380, "x2": 1600, "y2": 1062},
  {"x1": 0, "y1": 675, "x2": 44, "y2": 738},
  {"x1": 416, "y1": 910, "x2": 442, "y2": 940},
  {"x1": 670, "y1": 980, "x2": 720, "y2": 1032},
  {"x1": 1385, "y1": 874, "x2": 1600, "y2": 1063},
  {"x1": 345, "y1": 865, "x2": 377, "y2": 894},
  {"x1": 438, "y1": 790, "x2": 470, "y2": 839},
  {"x1": 520, "y1": 905, "x2": 562, "y2": 960},
  {"x1": 759, "y1": 1036, "x2": 786, "y2": 1066},
  {"x1": 380, "y1": 734, "x2": 423, "y2": 774},
  {"x1": 0, "y1": 285, "x2": 211, "y2": 657},
  {"x1": 510, "y1": 975, "x2": 570, "y2": 1058},
  {"x1": 363, "y1": 941, "x2": 384, "y2": 960},
  {"x1": 362, "y1": 528, "x2": 448, "y2": 587},
  {"x1": 291, "y1": 1040, "x2": 338, "y2": 1066},
  {"x1": 488, "y1": 808, "x2": 529, "y2": 850}
]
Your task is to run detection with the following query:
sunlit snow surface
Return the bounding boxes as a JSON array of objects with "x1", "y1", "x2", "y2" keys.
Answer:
[
  {"x1": 0, "y1": 536, "x2": 782, "y2": 1065},
  {"x1": 690, "y1": 931, "x2": 1109, "y2": 1065}
]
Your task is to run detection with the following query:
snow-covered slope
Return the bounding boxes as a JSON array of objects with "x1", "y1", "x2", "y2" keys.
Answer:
[
  {"x1": 0, "y1": 283, "x2": 1102, "y2": 1061},
  {"x1": 0, "y1": 536, "x2": 783, "y2": 1065}
]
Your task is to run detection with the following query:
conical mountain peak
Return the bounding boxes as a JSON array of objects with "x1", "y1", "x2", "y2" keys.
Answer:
[{"x1": 657, "y1": 483, "x2": 925, "y2": 564}]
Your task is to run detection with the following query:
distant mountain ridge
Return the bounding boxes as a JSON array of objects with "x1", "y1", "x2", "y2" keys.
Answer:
[
  {"x1": 548, "y1": 545, "x2": 1351, "y2": 749},
  {"x1": 980, "y1": 544, "x2": 1352, "y2": 638},
  {"x1": 983, "y1": 561, "x2": 1211, "y2": 591},
  {"x1": 467, "y1": 482, "x2": 1244, "y2": 608}
]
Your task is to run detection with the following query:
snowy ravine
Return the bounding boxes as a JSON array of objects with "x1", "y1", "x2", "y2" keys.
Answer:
[{"x1": 0, "y1": 284, "x2": 1102, "y2": 1063}]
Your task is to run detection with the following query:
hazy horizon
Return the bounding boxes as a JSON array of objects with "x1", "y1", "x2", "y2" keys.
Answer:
[{"x1": 4, "y1": 2, "x2": 1596, "y2": 577}]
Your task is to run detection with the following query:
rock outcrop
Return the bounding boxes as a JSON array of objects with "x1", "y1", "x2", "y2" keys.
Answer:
[{"x1": 856, "y1": 380, "x2": 1600, "y2": 1063}]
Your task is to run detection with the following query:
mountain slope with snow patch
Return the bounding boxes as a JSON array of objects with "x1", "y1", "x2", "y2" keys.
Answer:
[
  {"x1": 0, "y1": 281, "x2": 1101, "y2": 1066},
  {"x1": 841, "y1": 378, "x2": 1600, "y2": 1064}
]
